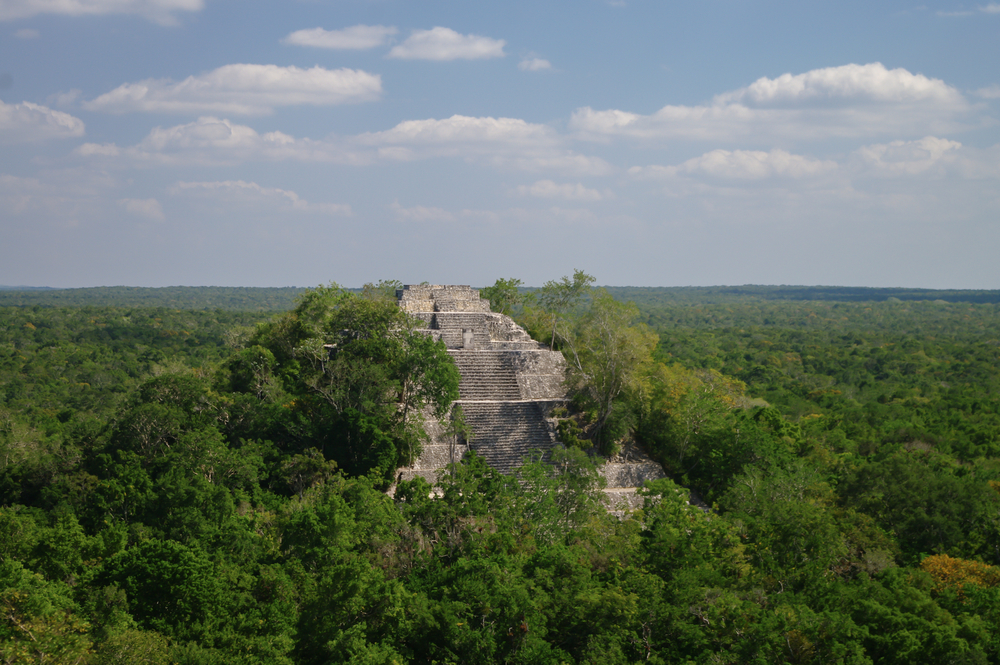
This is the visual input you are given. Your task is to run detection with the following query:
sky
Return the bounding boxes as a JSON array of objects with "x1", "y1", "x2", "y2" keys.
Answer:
[{"x1": 1, "y1": 0, "x2": 999, "y2": 289}]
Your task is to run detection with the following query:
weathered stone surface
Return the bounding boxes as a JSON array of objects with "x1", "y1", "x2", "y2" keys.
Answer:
[{"x1": 394, "y1": 285, "x2": 665, "y2": 509}]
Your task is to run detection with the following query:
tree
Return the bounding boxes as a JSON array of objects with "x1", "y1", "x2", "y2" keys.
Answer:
[
  {"x1": 563, "y1": 290, "x2": 658, "y2": 453},
  {"x1": 92, "y1": 539, "x2": 221, "y2": 642},
  {"x1": 637, "y1": 364, "x2": 748, "y2": 473},
  {"x1": 248, "y1": 284, "x2": 460, "y2": 479},
  {"x1": 538, "y1": 269, "x2": 595, "y2": 348},
  {"x1": 361, "y1": 280, "x2": 403, "y2": 303},
  {"x1": 0, "y1": 560, "x2": 93, "y2": 665},
  {"x1": 442, "y1": 404, "x2": 472, "y2": 467},
  {"x1": 481, "y1": 278, "x2": 523, "y2": 316}
]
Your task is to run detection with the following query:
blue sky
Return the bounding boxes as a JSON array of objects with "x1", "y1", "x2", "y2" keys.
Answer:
[{"x1": 1, "y1": 0, "x2": 998, "y2": 288}]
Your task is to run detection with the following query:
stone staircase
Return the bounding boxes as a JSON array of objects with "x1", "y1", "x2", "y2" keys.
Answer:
[
  {"x1": 396, "y1": 285, "x2": 564, "y2": 483},
  {"x1": 449, "y1": 350, "x2": 522, "y2": 400},
  {"x1": 459, "y1": 401, "x2": 556, "y2": 473},
  {"x1": 394, "y1": 284, "x2": 667, "y2": 510}
]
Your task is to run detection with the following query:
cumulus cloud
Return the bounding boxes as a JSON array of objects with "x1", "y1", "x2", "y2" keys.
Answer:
[
  {"x1": 118, "y1": 197, "x2": 164, "y2": 220},
  {"x1": 360, "y1": 115, "x2": 610, "y2": 175},
  {"x1": 571, "y1": 63, "x2": 974, "y2": 142},
  {"x1": 630, "y1": 149, "x2": 837, "y2": 181},
  {"x1": 852, "y1": 136, "x2": 964, "y2": 176},
  {"x1": 75, "y1": 116, "x2": 367, "y2": 166},
  {"x1": 282, "y1": 25, "x2": 397, "y2": 49},
  {"x1": 363, "y1": 114, "x2": 553, "y2": 146},
  {"x1": 713, "y1": 62, "x2": 962, "y2": 107},
  {"x1": 0, "y1": 100, "x2": 85, "y2": 143},
  {"x1": 517, "y1": 180, "x2": 608, "y2": 201},
  {"x1": 0, "y1": 0, "x2": 203, "y2": 25},
  {"x1": 174, "y1": 180, "x2": 351, "y2": 215},
  {"x1": 519, "y1": 57, "x2": 551, "y2": 71},
  {"x1": 74, "y1": 113, "x2": 610, "y2": 176},
  {"x1": 84, "y1": 64, "x2": 381, "y2": 115},
  {"x1": 387, "y1": 27, "x2": 505, "y2": 60}
]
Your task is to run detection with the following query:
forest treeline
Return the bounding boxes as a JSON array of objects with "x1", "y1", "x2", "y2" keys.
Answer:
[
  {"x1": 4, "y1": 283, "x2": 999, "y2": 310},
  {"x1": 2, "y1": 282, "x2": 1000, "y2": 663},
  {"x1": 0, "y1": 287, "x2": 309, "y2": 311}
]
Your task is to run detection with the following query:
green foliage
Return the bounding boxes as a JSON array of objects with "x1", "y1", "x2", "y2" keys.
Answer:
[
  {"x1": 557, "y1": 417, "x2": 584, "y2": 449},
  {"x1": 0, "y1": 559, "x2": 92, "y2": 664},
  {"x1": 535, "y1": 269, "x2": 595, "y2": 348},
  {"x1": 562, "y1": 290, "x2": 657, "y2": 453},
  {"x1": 3, "y1": 285, "x2": 1000, "y2": 662},
  {"x1": 360, "y1": 279, "x2": 403, "y2": 303},
  {"x1": 481, "y1": 278, "x2": 523, "y2": 315},
  {"x1": 92, "y1": 539, "x2": 221, "y2": 641},
  {"x1": 0, "y1": 286, "x2": 307, "y2": 310},
  {"x1": 840, "y1": 451, "x2": 1000, "y2": 563}
]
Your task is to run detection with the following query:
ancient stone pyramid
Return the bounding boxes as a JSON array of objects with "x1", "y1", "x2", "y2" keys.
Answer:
[
  {"x1": 395, "y1": 285, "x2": 568, "y2": 482},
  {"x1": 396, "y1": 284, "x2": 667, "y2": 510}
]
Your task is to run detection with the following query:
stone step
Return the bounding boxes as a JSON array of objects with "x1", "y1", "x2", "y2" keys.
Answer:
[
  {"x1": 449, "y1": 350, "x2": 522, "y2": 400},
  {"x1": 459, "y1": 401, "x2": 556, "y2": 472},
  {"x1": 432, "y1": 312, "x2": 489, "y2": 330}
]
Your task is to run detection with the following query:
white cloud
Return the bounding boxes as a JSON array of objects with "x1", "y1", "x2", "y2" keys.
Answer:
[
  {"x1": 361, "y1": 115, "x2": 609, "y2": 175},
  {"x1": 852, "y1": 136, "x2": 964, "y2": 176},
  {"x1": 363, "y1": 114, "x2": 552, "y2": 146},
  {"x1": 519, "y1": 57, "x2": 551, "y2": 71},
  {"x1": 74, "y1": 114, "x2": 610, "y2": 177},
  {"x1": 76, "y1": 142, "x2": 121, "y2": 157},
  {"x1": 83, "y1": 64, "x2": 381, "y2": 115},
  {"x1": 571, "y1": 63, "x2": 974, "y2": 142},
  {"x1": 74, "y1": 117, "x2": 340, "y2": 165},
  {"x1": 713, "y1": 62, "x2": 962, "y2": 107},
  {"x1": 976, "y1": 84, "x2": 1000, "y2": 99},
  {"x1": 0, "y1": 0, "x2": 202, "y2": 25},
  {"x1": 74, "y1": 116, "x2": 377, "y2": 166},
  {"x1": 982, "y1": 3, "x2": 1000, "y2": 12},
  {"x1": 517, "y1": 180, "x2": 608, "y2": 201},
  {"x1": 390, "y1": 201, "x2": 455, "y2": 222},
  {"x1": 139, "y1": 116, "x2": 268, "y2": 151},
  {"x1": 282, "y1": 25, "x2": 397, "y2": 49},
  {"x1": 631, "y1": 149, "x2": 837, "y2": 181},
  {"x1": 118, "y1": 197, "x2": 164, "y2": 220},
  {"x1": 502, "y1": 153, "x2": 615, "y2": 177},
  {"x1": 14, "y1": 28, "x2": 39, "y2": 38},
  {"x1": 0, "y1": 100, "x2": 85, "y2": 143},
  {"x1": 81, "y1": 116, "x2": 365, "y2": 165},
  {"x1": 174, "y1": 180, "x2": 352, "y2": 215},
  {"x1": 387, "y1": 27, "x2": 505, "y2": 61},
  {"x1": 388, "y1": 201, "x2": 502, "y2": 223},
  {"x1": 48, "y1": 89, "x2": 82, "y2": 107}
]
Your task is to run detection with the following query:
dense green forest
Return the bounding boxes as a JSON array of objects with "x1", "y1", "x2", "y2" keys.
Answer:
[
  {"x1": 0, "y1": 287, "x2": 308, "y2": 311},
  {"x1": 3, "y1": 284, "x2": 1000, "y2": 664}
]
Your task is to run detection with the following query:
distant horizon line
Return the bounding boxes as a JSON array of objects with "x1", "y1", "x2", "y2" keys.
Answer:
[{"x1": 3, "y1": 284, "x2": 999, "y2": 292}]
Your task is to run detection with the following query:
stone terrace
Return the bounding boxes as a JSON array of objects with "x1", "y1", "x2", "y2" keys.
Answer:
[
  {"x1": 395, "y1": 285, "x2": 666, "y2": 508},
  {"x1": 396, "y1": 285, "x2": 566, "y2": 483}
]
